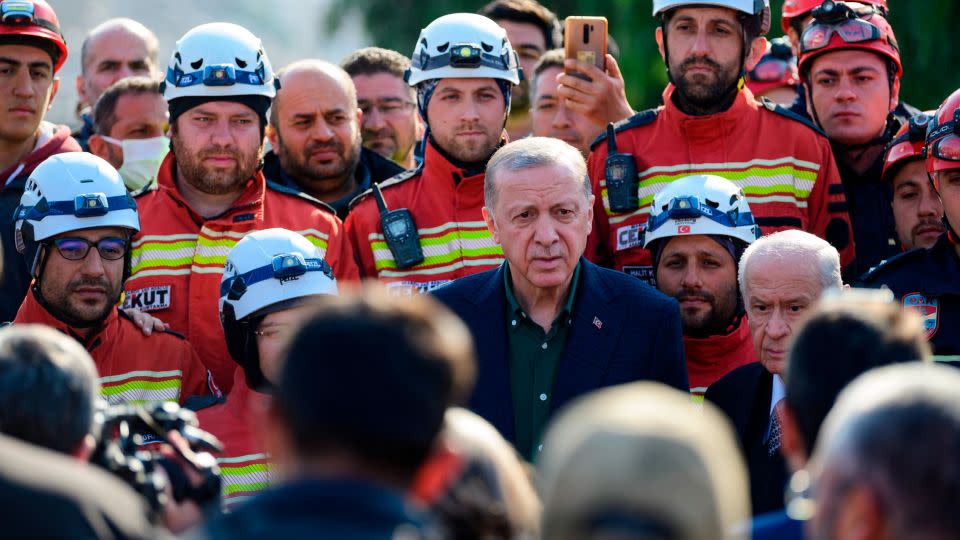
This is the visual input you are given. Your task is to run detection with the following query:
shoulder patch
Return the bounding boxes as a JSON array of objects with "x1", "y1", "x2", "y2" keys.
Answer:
[
  {"x1": 858, "y1": 247, "x2": 927, "y2": 283},
  {"x1": 348, "y1": 165, "x2": 422, "y2": 210},
  {"x1": 265, "y1": 180, "x2": 337, "y2": 215},
  {"x1": 758, "y1": 97, "x2": 827, "y2": 138},
  {"x1": 590, "y1": 108, "x2": 660, "y2": 151}
]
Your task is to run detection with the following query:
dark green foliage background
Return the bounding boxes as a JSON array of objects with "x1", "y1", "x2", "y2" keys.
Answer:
[{"x1": 328, "y1": 0, "x2": 959, "y2": 112}]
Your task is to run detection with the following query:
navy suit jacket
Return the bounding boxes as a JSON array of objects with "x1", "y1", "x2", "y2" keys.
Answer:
[
  {"x1": 432, "y1": 258, "x2": 688, "y2": 445},
  {"x1": 706, "y1": 362, "x2": 788, "y2": 516}
]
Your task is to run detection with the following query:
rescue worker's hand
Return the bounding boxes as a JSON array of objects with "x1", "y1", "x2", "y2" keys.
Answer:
[
  {"x1": 557, "y1": 54, "x2": 634, "y2": 127},
  {"x1": 124, "y1": 308, "x2": 170, "y2": 336}
]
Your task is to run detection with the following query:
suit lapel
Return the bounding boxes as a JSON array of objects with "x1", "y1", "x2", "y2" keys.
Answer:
[
  {"x1": 464, "y1": 265, "x2": 516, "y2": 442},
  {"x1": 551, "y1": 259, "x2": 625, "y2": 411}
]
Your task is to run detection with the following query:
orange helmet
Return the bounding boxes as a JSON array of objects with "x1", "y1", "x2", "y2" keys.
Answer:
[
  {"x1": 797, "y1": 1, "x2": 901, "y2": 81},
  {"x1": 925, "y1": 89, "x2": 960, "y2": 181},
  {"x1": 781, "y1": 0, "x2": 888, "y2": 34},
  {"x1": 0, "y1": 0, "x2": 67, "y2": 72},
  {"x1": 746, "y1": 37, "x2": 799, "y2": 97},
  {"x1": 881, "y1": 112, "x2": 933, "y2": 184}
]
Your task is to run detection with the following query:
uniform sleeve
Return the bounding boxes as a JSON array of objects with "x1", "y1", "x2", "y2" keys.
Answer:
[
  {"x1": 179, "y1": 340, "x2": 220, "y2": 405},
  {"x1": 324, "y1": 214, "x2": 360, "y2": 282},
  {"x1": 343, "y1": 205, "x2": 380, "y2": 278},
  {"x1": 586, "y1": 147, "x2": 614, "y2": 267},
  {"x1": 648, "y1": 298, "x2": 689, "y2": 391},
  {"x1": 806, "y1": 139, "x2": 856, "y2": 274}
]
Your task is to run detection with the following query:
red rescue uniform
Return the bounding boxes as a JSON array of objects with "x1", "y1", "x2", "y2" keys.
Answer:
[
  {"x1": 15, "y1": 288, "x2": 213, "y2": 405},
  {"x1": 684, "y1": 315, "x2": 758, "y2": 403},
  {"x1": 125, "y1": 154, "x2": 358, "y2": 393},
  {"x1": 344, "y1": 140, "x2": 504, "y2": 293},
  {"x1": 197, "y1": 368, "x2": 270, "y2": 512},
  {"x1": 587, "y1": 85, "x2": 855, "y2": 285}
]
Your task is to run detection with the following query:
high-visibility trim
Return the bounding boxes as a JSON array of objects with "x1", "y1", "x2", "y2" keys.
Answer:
[
  {"x1": 100, "y1": 377, "x2": 181, "y2": 396},
  {"x1": 222, "y1": 480, "x2": 271, "y2": 496},
  {"x1": 218, "y1": 454, "x2": 268, "y2": 464},
  {"x1": 601, "y1": 160, "x2": 821, "y2": 224},
  {"x1": 217, "y1": 452, "x2": 272, "y2": 511},
  {"x1": 369, "y1": 220, "x2": 502, "y2": 273},
  {"x1": 100, "y1": 370, "x2": 183, "y2": 384},
  {"x1": 131, "y1": 229, "x2": 331, "y2": 277}
]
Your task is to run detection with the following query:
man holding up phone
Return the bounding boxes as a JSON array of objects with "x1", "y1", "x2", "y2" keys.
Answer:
[{"x1": 586, "y1": 0, "x2": 856, "y2": 287}]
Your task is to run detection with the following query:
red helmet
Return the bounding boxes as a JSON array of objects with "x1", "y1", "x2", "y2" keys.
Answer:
[
  {"x1": 746, "y1": 37, "x2": 799, "y2": 97},
  {"x1": 797, "y1": 1, "x2": 901, "y2": 82},
  {"x1": 881, "y1": 111, "x2": 933, "y2": 183},
  {"x1": 925, "y1": 89, "x2": 960, "y2": 181},
  {"x1": 0, "y1": 0, "x2": 67, "y2": 72},
  {"x1": 781, "y1": 0, "x2": 888, "y2": 34}
]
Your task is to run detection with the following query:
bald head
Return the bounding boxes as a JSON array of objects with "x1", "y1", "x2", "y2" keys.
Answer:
[
  {"x1": 271, "y1": 60, "x2": 357, "y2": 128},
  {"x1": 268, "y1": 59, "x2": 364, "y2": 204},
  {"x1": 77, "y1": 18, "x2": 159, "y2": 109}
]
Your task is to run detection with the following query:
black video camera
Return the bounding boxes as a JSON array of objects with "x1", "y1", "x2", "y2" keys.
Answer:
[{"x1": 89, "y1": 401, "x2": 224, "y2": 518}]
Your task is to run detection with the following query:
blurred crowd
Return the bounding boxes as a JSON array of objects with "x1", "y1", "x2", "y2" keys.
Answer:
[{"x1": 0, "y1": 0, "x2": 957, "y2": 539}]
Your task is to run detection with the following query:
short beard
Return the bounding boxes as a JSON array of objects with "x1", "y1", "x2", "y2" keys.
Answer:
[
  {"x1": 40, "y1": 275, "x2": 120, "y2": 328},
  {"x1": 276, "y1": 129, "x2": 361, "y2": 196},
  {"x1": 674, "y1": 284, "x2": 739, "y2": 338},
  {"x1": 672, "y1": 54, "x2": 741, "y2": 115},
  {"x1": 171, "y1": 133, "x2": 260, "y2": 195},
  {"x1": 433, "y1": 122, "x2": 502, "y2": 165}
]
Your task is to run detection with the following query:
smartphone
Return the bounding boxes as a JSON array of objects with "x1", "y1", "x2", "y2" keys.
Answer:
[{"x1": 564, "y1": 16, "x2": 608, "y2": 79}]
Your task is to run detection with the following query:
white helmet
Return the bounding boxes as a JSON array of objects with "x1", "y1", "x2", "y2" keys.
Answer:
[
  {"x1": 162, "y1": 22, "x2": 276, "y2": 102},
  {"x1": 653, "y1": 0, "x2": 771, "y2": 35},
  {"x1": 220, "y1": 228, "x2": 338, "y2": 322},
  {"x1": 15, "y1": 153, "x2": 138, "y2": 248},
  {"x1": 406, "y1": 13, "x2": 521, "y2": 86},
  {"x1": 14, "y1": 153, "x2": 139, "y2": 279},
  {"x1": 220, "y1": 228, "x2": 338, "y2": 389},
  {"x1": 643, "y1": 175, "x2": 761, "y2": 248}
]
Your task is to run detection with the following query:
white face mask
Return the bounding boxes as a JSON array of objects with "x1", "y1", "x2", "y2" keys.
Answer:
[{"x1": 101, "y1": 135, "x2": 170, "y2": 192}]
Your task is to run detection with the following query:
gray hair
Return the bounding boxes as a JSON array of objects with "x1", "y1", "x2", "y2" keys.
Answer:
[
  {"x1": 0, "y1": 325, "x2": 101, "y2": 455},
  {"x1": 484, "y1": 137, "x2": 590, "y2": 209},
  {"x1": 81, "y1": 18, "x2": 159, "y2": 75},
  {"x1": 738, "y1": 229, "x2": 842, "y2": 296},
  {"x1": 813, "y1": 363, "x2": 960, "y2": 540}
]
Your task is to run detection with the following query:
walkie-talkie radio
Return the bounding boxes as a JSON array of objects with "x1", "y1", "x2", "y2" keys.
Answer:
[
  {"x1": 604, "y1": 123, "x2": 639, "y2": 213},
  {"x1": 373, "y1": 183, "x2": 424, "y2": 269}
]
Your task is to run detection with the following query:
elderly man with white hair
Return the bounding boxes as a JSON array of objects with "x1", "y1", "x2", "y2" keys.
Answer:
[
  {"x1": 706, "y1": 229, "x2": 842, "y2": 516},
  {"x1": 433, "y1": 136, "x2": 687, "y2": 461}
]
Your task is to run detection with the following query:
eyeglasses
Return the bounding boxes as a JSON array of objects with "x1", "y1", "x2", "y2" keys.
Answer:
[
  {"x1": 50, "y1": 236, "x2": 127, "y2": 261},
  {"x1": 359, "y1": 100, "x2": 415, "y2": 118},
  {"x1": 253, "y1": 324, "x2": 295, "y2": 341}
]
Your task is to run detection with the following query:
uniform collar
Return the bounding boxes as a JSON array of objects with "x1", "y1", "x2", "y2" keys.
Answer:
[
  {"x1": 14, "y1": 287, "x2": 118, "y2": 350},
  {"x1": 422, "y1": 137, "x2": 499, "y2": 185},
  {"x1": 156, "y1": 152, "x2": 265, "y2": 222},
  {"x1": 662, "y1": 84, "x2": 759, "y2": 131},
  {"x1": 683, "y1": 314, "x2": 753, "y2": 366}
]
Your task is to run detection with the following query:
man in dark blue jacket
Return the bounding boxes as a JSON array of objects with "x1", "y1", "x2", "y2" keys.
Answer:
[
  {"x1": 433, "y1": 137, "x2": 687, "y2": 460},
  {"x1": 198, "y1": 289, "x2": 473, "y2": 540}
]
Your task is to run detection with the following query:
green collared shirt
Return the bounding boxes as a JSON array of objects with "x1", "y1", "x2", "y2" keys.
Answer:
[{"x1": 503, "y1": 261, "x2": 581, "y2": 461}]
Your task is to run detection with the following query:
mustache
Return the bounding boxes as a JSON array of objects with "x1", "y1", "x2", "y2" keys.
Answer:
[
  {"x1": 674, "y1": 288, "x2": 715, "y2": 304},
  {"x1": 363, "y1": 125, "x2": 396, "y2": 139},
  {"x1": 679, "y1": 55, "x2": 723, "y2": 74},
  {"x1": 68, "y1": 277, "x2": 110, "y2": 292},
  {"x1": 198, "y1": 146, "x2": 242, "y2": 160},
  {"x1": 913, "y1": 219, "x2": 946, "y2": 235},
  {"x1": 456, "y1": 122, "x2": 490, "y2": 134},
  {"x1": 304, "y1": 139, "x2": 344, "y2": 155}
]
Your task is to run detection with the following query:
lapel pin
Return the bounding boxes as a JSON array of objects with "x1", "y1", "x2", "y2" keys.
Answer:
[{"x1": 593, "y1": 316, "x2": 602, "y2": 330}]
